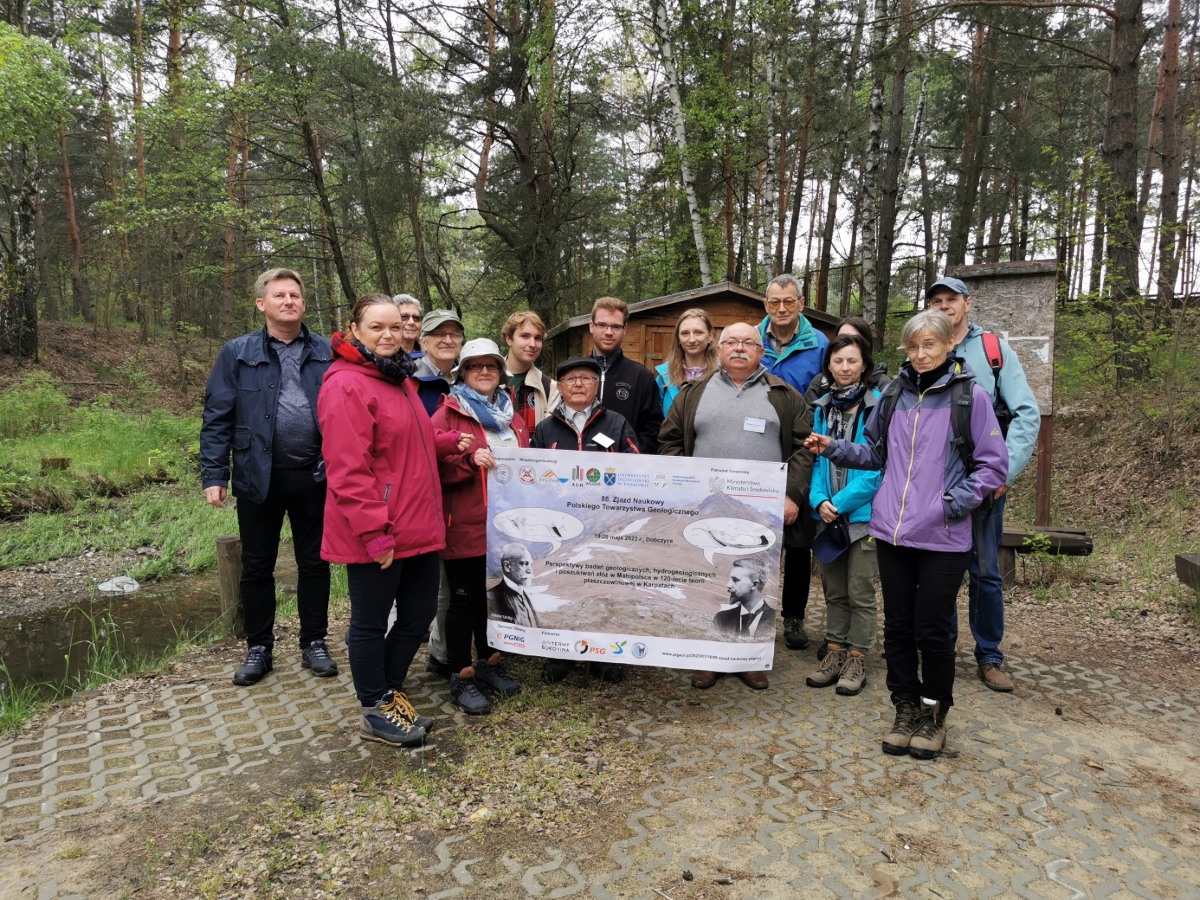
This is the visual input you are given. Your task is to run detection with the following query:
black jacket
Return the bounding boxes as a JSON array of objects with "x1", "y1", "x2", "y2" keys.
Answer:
[
  {"x1": 531, "y1": 404, "x2": 640, "y2": 453},
  {"x1": 591, "y1": 349, "x2": 664, "y2": 453},
  {"x1": 200, "y1": 325, "x2": 332, "y2": 504}
]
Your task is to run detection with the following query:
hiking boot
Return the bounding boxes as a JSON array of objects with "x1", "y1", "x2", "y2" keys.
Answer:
[
  {"x1": 381, "y1": 690, "x2": 434, "y2": 733},
  {"x1": 450, "y1": 669, "x2": 492, "y2": 715},
  {"x1": 805, "y1": 645, "x2": 847, "y2": 688},
  {"x1": 882, "y1": 699, "x2": 921, "y2": 755},
  {"x1": 817, "y1": 640, "x2": 834, "y2": 661},
  {"x1": 908, "y1": 702, "x2": 948, "y2": 760},
  {"x1": 836, "y1": 652, "x2": 867, "y2": 696},
  {"x1": 979, "y1": 663, "x2": 1014, "y2": 692},
  {"x1": 301, "y1": 639, "x2": 338, "y2": 677},
  {"x1": 541, "y1": 659, "x2": 573, "y2": 685},
  {"x1": 232, "y1": 645, "x2": 272, "y2": 686},
  {"x1": 783, "y1": 616, "x2": 810, "y2": 650},
  {"x1": 425, "y1": 655, "x2": 450, "y2": 677},
  {"x1": 361, "y1": 694, "x2": 426, "y2": 748},
  {"x1": 474, "y1": 652, "x2": 522, "y2": 697}
]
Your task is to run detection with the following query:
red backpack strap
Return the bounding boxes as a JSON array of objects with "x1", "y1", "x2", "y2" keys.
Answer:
[{"x1": 981, "y1": 331, "x2": 1003, "y2": 376}]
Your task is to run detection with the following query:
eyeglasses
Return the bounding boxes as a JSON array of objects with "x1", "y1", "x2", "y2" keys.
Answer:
[
  {"x1": 591, "y1": 321, "x2": 625, "y2": 332},
  {"x1": 765, "y1": 298, "x2": 799, "y2": 310},
  {"x1": 903, "y1": 341, "x2": 945, "y2": 355},
  {"x1": 561, "y1": 375, "x2": 599, "y2": 386},
  {"x1": 718, "y1": 339, "x2": 762, "y2": 349},
  {"x1": 464, "y1": 362, "x2": 500, "y2": 373},
  {"x1": 429, "y1": 330, "x2": 463, "y2": 343},
  {"x1": 399, "y1": 313, "x2": 422, "y2": 322}
]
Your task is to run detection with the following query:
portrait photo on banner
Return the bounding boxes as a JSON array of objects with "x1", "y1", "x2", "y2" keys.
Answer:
[{"x1": 483, "y1": 448, "x2": 787, "y2": 673}]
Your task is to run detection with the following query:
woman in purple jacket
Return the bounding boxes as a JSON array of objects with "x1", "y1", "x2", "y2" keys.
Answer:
[{"x1": 805, "y1": 310, "x2": 1007, "y2": 760}]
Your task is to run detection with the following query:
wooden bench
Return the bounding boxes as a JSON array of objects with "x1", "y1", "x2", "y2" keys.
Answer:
[
  {"x1": 1177, "y1": 553, "x2": 1200, "y2": 595},
  {"x1": 998, "y1": 526, "x2": 1093, "y2": 589}
]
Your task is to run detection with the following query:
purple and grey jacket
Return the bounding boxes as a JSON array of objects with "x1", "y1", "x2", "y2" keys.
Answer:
[{"x1": 820, "y1": 357, "x2": 1008, "y2": 553}]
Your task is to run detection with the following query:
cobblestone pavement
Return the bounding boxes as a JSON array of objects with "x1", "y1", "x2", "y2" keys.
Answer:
[{"x1": 2, "y1": 628, "x2": 1199, "y2": 899}]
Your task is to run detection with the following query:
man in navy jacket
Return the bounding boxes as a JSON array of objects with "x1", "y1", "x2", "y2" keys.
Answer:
[{"x1": 200, "y1": 268, "x2": 336, "y2": 686}]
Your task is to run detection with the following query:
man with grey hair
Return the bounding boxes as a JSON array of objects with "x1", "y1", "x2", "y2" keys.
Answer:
[
  {"x1": 756, "y1": 273, "x2": 828, "y2": 652},
  {"x1": 660, "y1": 321, "x2": 813, "y2": 691},
  {"x1": 201, "y1": 267, "x2": 336, "y2": 686}
]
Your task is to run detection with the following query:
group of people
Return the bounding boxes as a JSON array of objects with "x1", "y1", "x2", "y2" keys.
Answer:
[{"x1": 200, "y1": 268, "x2": 1039, "y2": 760}]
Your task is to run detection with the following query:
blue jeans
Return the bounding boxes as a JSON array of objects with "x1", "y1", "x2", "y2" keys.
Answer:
[{"x1": 964, "y1": 493, "x2": 1006, "y2": 665}]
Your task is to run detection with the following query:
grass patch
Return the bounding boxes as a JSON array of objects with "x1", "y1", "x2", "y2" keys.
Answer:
[{"x1": 0, "y1": 662, "x2": 47, "y2": 733}]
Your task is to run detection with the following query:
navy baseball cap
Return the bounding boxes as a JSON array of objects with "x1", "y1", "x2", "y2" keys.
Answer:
[{"x1": 925, "y1": 277, "x2": 970, "y2": 299}]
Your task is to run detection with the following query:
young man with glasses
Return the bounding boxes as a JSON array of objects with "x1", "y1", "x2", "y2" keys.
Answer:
[
  {"x1": 659, "y1": 321, "x2": 813, "y2": 692},
  {"x1": 587, "y1": 296, "x2": 664, "y2": 453}
]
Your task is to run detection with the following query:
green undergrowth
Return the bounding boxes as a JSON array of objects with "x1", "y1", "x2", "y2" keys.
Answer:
[{"x1": 0, "y1": 372, "x2": 200, "y2": 518}]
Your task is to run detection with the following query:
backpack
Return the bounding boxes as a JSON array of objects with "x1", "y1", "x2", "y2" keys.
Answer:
[
  {"x1": 875, "y1": 375, "x2": 978, "y2": 476},
  {"x1": 980, "y1": 331, "x2": 1015, "y2": 437}
]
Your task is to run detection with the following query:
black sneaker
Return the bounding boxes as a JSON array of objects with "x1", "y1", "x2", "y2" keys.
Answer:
[
  {"x1": 425, "y1": 655, "x2": 450, "y2": 677},
  {"x1": 232, "y1": 645, "x2": 272, "y2": 686},
  {"x1": 301, "y1": 639, "x2": 339, "y2": 677},
  {"x1": 783, "y1": 617, "x2": 810, "y2": 650},
  {"x1": 450, "y1": 670, "x2": 492, "y2": 715},
  {"x1": 381, "y1": 690, "x2": 434, "y2": 733},
  {"x1": 474, "y1": 653, "x2": 522, "y2": 697},
  {"x1": 361, "y1": 695, "x2": 426, "y2": 748},
  {"x1": 541, "y1": 659, "x2": 573, "y2": 685}
]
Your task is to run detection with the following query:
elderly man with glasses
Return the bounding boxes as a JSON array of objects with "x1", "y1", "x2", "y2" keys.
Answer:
[
  {"x1": 660, "y1": 321, "x2": 814, "y2": 692},
  {"x1": 531, "y1": 357, "x2": 640, "y2": 454},
  {"x1": 412, "y1": 308, "x2": 465, "y2": 415}
]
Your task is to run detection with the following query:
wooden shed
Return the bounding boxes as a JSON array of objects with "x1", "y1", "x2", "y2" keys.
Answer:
[{"x1": 545, "y1": 281, "x2": 840, "y2": 372}]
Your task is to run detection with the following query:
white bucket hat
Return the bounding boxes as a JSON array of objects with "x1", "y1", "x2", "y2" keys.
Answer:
[{"x1": 452, "y1": 338, "x2": 508, "y2": 384}]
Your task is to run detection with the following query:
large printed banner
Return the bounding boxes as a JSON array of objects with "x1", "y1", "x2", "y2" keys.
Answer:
[{"x1": 484, "y1": 448, "x2": 787, "y2": 673}]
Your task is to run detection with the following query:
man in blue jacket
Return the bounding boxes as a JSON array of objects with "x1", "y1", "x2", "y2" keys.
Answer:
[
  {"x1": 927, "y1": 276, "x2": 1041, "y2": 693},
  {"x1": 756, "y1": 273, "x2": 828, "y2": 650},
  {"x1": 200, "y1": 268, "x2": 337, "y2": 687}
]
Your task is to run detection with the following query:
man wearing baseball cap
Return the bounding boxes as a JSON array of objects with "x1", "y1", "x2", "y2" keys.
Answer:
[
  {"x1": 926, "y1": 276, "x2": 1040, "y2": 693},
  {"x1": 413, "y1": 309, "x2": 465, "y2": 415}
]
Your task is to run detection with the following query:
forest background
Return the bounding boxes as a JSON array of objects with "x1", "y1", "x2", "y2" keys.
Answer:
[{"x1": 0, "y1": 0, "x2": 1197, "y2": 382}]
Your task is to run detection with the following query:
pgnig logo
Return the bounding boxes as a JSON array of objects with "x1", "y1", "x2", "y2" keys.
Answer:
[
  {"x1": 497, "y1": 632, "x2": 525, "y2": 648},
  {"x1": 631, "y1": 643, "x2": 647, "y2": 659},
  {"x1": 574, "y1": 640, "x2": 589, "y2": 655}
]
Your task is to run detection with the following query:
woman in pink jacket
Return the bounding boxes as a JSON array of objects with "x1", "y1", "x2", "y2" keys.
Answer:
[
  {"x1": 432, "y1": 338, "x2": 531, "y2": 715},
  {"x1": 319, "y1": 294, "x2": 469, "y2": 748}
]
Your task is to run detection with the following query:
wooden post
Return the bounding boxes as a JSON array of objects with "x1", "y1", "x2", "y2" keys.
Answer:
[
  {"x1": 1034, "y1": 414, "x2": 1053, "y2": 526},
  {"x1": 216, "y1": 535, "x2": 245, "y2": 637}
]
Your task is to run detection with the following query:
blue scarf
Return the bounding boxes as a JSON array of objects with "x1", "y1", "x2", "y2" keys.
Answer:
[{"x1": 451, "y1": 382, "x2": 515, "y2": 432}]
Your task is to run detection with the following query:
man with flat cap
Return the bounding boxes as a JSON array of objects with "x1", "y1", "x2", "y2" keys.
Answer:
[{"x1": 531, "y1": 357, "x2": 640, "y2": 453}]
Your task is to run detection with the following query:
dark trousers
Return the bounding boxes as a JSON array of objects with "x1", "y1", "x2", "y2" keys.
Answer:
[
  {"x1": 346, "y1": 551, "x2": 439, "y2": 706},
  {"x1": 236, "y1": 466, "x2": 330, "y2": 650},
  {"x1": 442, "y1": 555, "x2": 492, "y2": 673},
  {"x1": 876, "y1": 540, "x2": 971, "y2": 708},
  {"x1": 781, "y1": 546, "x2": 812, "y2": 620}
]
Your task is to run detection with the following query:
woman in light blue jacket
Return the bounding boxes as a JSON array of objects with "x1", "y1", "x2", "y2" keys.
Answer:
[
  {"x1": 654, "y1": 308, "x2": 718, "y2": 414},
  {"x1": 806, "y1": 334, "x2": 884, "y2": 698}
]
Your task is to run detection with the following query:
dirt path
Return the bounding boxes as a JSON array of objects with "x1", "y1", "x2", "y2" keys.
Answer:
[{"x1": 3, "y1": 586, "x2": 1199, "y2": 899}]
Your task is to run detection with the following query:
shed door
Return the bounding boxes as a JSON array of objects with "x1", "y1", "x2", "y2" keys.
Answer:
[{"x1": 643, "y1": 326, "x2": 674, "y2": 371}]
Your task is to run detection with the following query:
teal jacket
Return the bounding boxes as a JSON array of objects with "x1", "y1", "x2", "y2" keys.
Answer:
[
  {"x1": 757, "y1": 315, "x2": 828, "y2": 395},
  {"x1": 809, "y1": 389, "x2": 882, "y2": 525},
  {"x1": 654, "y1": 362, "x2": 680, "y2": 415},
  {"x1": 952, "y1": 323, "x2": 1040, "y2": 484}
]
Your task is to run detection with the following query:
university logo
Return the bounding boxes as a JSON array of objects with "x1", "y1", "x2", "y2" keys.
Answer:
[
  {"x1": 571, "y1": 466, "x2": 584, "y2": 483},
  {"x1": 586, "y1": 468, "x2": 601, "y2": 484},
  {"x1": 603, "y1": 468, "x2": 617, "y2": 486}
]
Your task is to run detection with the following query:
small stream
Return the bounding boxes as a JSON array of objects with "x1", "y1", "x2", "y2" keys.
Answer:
[{"x1": 0, "y1": 561, "x2": 297, "y2": 698}]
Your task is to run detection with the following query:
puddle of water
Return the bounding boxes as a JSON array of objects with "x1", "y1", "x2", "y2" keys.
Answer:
[{"x1": 0, "y1": 561, "x2": 297, "y2": 697}]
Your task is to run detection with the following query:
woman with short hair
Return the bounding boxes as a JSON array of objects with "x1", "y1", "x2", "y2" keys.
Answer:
[{"x1": 805, "y1": 309, "x2": 1007, "y2": 760}]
